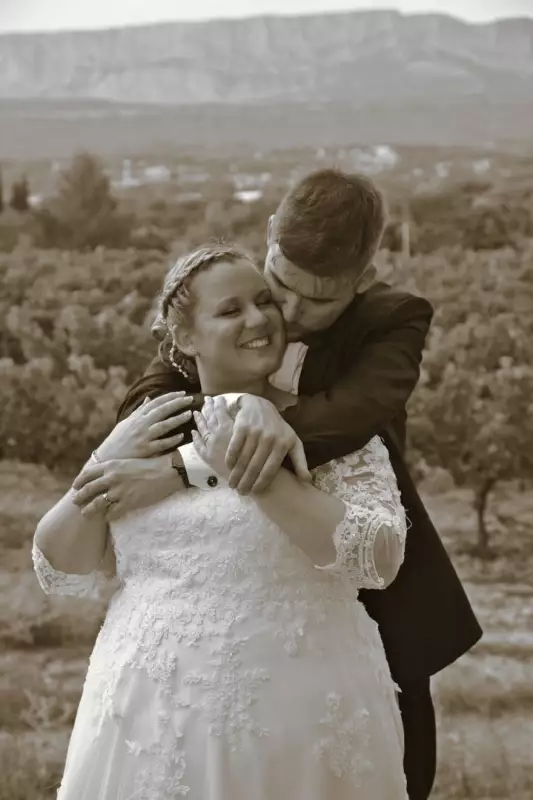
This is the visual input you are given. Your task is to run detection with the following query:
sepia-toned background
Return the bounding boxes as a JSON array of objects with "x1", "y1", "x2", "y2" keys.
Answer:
[{"x1": 1, "y1": 2, "x2": 532, "y2": 798}]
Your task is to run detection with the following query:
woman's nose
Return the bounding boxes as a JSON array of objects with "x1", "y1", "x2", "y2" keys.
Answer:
[{"x1": 244, "y1": 304, "x2": 269, "y2": 327}]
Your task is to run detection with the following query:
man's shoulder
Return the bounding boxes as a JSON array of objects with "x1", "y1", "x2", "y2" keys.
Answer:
[
  {"x1": 356, "y1": 280, "x2": 431, "y2": 313},
  {"x1": 345, "y1": 281, "x2": 433, "y2": 327}
]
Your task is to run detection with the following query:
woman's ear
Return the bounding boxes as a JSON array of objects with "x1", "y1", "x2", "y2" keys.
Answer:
[{"x1": 172, "y1": 325, "x2": 196, "y2": 358}]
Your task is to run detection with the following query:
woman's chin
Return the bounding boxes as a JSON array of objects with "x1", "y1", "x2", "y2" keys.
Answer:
[{"x1": 239, "y1": 346, "x2": 282, "y2": 377}]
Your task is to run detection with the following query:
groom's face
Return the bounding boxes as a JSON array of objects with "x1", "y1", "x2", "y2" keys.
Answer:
[{"x1": 264, "y1": 238, "x2": 373, "y2": 342}]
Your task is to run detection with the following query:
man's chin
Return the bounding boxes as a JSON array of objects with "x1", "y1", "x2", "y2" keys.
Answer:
[{"x1": 285, "y1": 328, "x2": 305, "y2": 343}]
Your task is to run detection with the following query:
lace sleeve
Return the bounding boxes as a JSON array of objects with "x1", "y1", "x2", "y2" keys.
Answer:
[
  {"x1": 311, "y1": 436, "x2": 407, "y2": 589},
  {"x1": 32, "y1": 540, "x2": 119, "y2": 601}
]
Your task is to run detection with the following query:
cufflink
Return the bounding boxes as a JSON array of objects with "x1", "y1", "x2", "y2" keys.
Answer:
[{"x1": 178, "y1": 443, "x2": 226, "y2": 490}]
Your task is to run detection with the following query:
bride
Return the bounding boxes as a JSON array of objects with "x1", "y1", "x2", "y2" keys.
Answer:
[{"x1": 33, "y1": 244, "x2": 409, "y2": 799}]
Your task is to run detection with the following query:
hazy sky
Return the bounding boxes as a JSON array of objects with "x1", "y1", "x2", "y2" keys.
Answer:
[{"x1": 1, "y1": 0, "x2": 532, "y2": 33}]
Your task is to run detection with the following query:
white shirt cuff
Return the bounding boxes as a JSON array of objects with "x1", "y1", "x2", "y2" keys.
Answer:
[
  {"x1": 177, "y1": 394, "x2": 245, "y2": 489},
  {"x1": 178, "y1": 443, "x2": 227, "y2": 490}
]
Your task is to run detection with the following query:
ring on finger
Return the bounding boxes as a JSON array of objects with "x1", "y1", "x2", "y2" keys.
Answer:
[{"x1": 103, "y1": 492, "x2": 116, "y2": 508}]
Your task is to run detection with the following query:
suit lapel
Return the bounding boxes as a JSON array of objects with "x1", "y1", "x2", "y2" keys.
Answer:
[
  {"x1": 298, "y1": 293, "x2": 368, "y2": 396},
  {"x1": 298, "y1": 338, "x2": 329, "y2": 395}
]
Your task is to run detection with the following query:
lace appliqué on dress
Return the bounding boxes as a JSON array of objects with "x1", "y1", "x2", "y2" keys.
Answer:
[
  {"x1": 312, "y1": 436, "x2": 407, "y2": 589},
  {"x1": 184, "y1": 637, "x2": 270, "y2": 750},
  {"x1": 32, "y1": 542, "x2": 116, "y2": 600},
  {"x1": 124, "y1": 741, "x2": 189, "y2": 799},
  {"x1": 313, "y1": 691, "x2": 373, "y2": 785}
]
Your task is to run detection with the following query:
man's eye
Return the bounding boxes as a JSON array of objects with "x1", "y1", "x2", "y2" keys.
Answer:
[{"x1": 220, "y1": 308, "x2": 239, "y2": 316}]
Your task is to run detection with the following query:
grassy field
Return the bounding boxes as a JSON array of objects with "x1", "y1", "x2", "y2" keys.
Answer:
[{"x1": 1, "y1": 460, "x2": 532, "y2": 800}]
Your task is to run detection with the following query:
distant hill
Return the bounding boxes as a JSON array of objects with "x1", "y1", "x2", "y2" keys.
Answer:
[
  {"x1": 0, "y1": 10, "x2": 532, "y2": 156},
  {"x1": 1, "y1": 10, "x2": 532, "y2": 105}
]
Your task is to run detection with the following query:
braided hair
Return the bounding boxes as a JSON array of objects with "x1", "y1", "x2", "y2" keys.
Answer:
[{"x1": 154, "y1": 243, "x2": 257, "y2": 379}]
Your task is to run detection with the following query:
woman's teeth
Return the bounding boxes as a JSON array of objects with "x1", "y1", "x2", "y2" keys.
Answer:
[{"x1": 241, "y1": 337, "x2": 270, "y2": 349}]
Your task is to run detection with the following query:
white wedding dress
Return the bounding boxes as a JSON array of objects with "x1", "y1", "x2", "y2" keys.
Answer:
[{"x1": 33, "y1": 436, "x2": 409, "y2": 799}]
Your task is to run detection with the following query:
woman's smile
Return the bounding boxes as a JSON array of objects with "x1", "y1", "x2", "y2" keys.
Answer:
[
  {"x1": 178, "y1": 258, "x2": 286, "y2": 394},
  {"x1": 240, "y1": 336, "x2": 272, "y2": 349}
]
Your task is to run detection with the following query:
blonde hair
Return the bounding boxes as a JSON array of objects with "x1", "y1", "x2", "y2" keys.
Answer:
[{"x1": 154, "y1": 243, "x2": 257, "y2": 376}]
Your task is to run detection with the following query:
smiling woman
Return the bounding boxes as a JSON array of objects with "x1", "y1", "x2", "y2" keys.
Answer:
[
  {"x1": 159, "y1": 244, "x2": 286, "y2": 395},
  {"x1": 29, "y1": 234, "x2": 415, "y2": 800}
]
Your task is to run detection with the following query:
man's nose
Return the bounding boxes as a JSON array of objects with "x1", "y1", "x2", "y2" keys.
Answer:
[{"x1": 282, "y1": 293, "x2": 301, "y2": 324}]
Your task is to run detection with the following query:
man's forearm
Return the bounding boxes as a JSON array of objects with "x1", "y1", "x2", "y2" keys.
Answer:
[
  {"x1": 284, "y1": 329, "x2": 423, "y2": 447},
  {"x1": 283, "y1": 300, "x2": 432, "y2": 463}
]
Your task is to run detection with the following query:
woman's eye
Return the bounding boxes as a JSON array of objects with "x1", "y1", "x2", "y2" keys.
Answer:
[{"x1": 220, "y1": 308, "x2": 239, "y2": 317}]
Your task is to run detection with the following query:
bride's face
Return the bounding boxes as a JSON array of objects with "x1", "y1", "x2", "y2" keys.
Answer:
[{"x1": 179, "y1": 259, "x2": 285, "y2": 389}]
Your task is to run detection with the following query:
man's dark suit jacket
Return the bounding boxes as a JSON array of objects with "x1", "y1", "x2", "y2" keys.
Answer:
[{"x1": 117, "y1": 282, "x2": 482, "y2": 685}]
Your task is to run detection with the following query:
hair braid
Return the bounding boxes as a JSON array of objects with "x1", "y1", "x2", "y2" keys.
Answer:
[{"x1": 153, "y1": 242, "x2": 257, "y2": 378}]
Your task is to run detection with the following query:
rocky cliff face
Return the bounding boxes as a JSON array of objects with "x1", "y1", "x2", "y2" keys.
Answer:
[{"x1": 0, "y1": 10, "x2": 532, "y2": 105}]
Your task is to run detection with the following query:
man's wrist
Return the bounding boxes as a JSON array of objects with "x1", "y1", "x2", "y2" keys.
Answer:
[
  {"x1": 170, "y1": 449, "x2": 192, "y2": 489},
  {"x1": 177, "y1": 443, "x2": 225, "y2": 490}
]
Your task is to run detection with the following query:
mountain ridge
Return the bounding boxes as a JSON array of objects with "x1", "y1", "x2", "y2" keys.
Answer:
[
  {"x1": 0, "y1": 10, "x2": 532, "y2": 106},
  {"x1": 1, "y1": 9, "x2": 532, "y2": 37}
]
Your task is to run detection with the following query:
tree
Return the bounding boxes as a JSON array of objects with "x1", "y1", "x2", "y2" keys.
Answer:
[
  {"x1": 400, "y1": 181, "x2": 533, "y2": 253},
  {"x1": 35, "y1": 152, "x2": 134, "y2": 250},
  {"x1": 409, "y1": 309, "x2": 533, "y2": 558},
  {"x1": 397, "y1": 244, "x2": 533, "y2": 557},
  {"x1": 9, "y1": 175, "x2": 30, "y2": 212}
]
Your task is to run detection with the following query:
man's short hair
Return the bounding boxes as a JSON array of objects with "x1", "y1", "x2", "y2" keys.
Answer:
[{"x1": 274, "y1": 168, "x2": 387, "y2": 278}]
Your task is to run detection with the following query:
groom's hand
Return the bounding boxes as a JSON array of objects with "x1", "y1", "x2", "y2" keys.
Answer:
[{"x1": 225, "y1": 395, "x2": 311, "y2": 494}]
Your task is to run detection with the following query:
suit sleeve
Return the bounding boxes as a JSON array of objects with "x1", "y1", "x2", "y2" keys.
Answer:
[{"x1": 283, "y1": 294, "x2": 433, "y2": 463}]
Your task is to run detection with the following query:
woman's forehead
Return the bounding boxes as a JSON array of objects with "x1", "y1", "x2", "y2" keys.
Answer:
[{"x1": 196, "y1": 258, "x2": 267, "y2": 296}]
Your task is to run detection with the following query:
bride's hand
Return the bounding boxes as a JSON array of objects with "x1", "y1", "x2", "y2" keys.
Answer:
[
  {"x1": 97, "y1": 392, "x2": 194, "y2": 461},
  {"x1": 192, "y1": 396, "x2": 234, "y2": 481},
  {"x1": 72, "y1": 455, "x2": 181, "y2": 518}
]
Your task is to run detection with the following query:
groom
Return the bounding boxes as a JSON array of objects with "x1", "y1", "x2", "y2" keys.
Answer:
[{"x1": 112, "y1": 169, "x2": 482, "y2": 799}]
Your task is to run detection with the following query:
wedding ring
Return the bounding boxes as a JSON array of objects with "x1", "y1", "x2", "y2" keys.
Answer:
[{"x1": 103, "y1": 492, "x2": 115, "y2": 508}]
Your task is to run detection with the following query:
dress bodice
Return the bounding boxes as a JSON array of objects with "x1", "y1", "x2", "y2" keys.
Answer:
[{"x1": 32, "y1": 438, "x2": 409, "y2": 800}]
